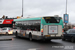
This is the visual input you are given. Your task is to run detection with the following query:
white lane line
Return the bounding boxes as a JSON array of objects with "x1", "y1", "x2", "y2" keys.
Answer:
[
  {"x1": 28, "y1": 48, "x2": 40, "y2": 50},
  {"x1": 28, "y1": 49, "x2": 36, "y2": 50}
]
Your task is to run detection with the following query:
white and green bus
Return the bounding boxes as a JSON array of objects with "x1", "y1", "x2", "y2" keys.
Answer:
[{"x1": 13, "y1": 16, "x2": 63, "y2": 41}]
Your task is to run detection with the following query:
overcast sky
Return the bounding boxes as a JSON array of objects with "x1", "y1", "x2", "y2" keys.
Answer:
[{"x1": 0, "y1": 0, "x2": 75, "y2": 23}]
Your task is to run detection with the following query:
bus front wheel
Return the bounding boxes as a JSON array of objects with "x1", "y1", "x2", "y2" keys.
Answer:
[
  {"x1": 29, "y1": 34, "x2": 32, "y2": 41},
  {"x1": 15, "y1": 32, "x2": 18, "y2": 38},
  {"x1": 6, "y1": 32, "x2": 8, "y2": 35}
]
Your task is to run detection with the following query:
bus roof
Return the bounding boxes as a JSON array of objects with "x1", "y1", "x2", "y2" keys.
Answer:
[
  {"x1": 14, "y1": 17, "x2": 41, "y2": 21},
  {"x1": 14, "y1": 16, "x2": 61, "y2": 21}
]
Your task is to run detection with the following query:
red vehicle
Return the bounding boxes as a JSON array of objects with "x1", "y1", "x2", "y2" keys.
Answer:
[{"x1": 0, "y1": 18, "x2": 16, "y2": 28}]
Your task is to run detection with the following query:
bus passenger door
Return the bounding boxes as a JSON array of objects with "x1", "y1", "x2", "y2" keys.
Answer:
[{"x1": 32, "y1": 28, "x2": 40, "y2": 39}]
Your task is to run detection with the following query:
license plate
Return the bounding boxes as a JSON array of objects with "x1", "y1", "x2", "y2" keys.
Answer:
[{"x1": 45, "y1": 35, "x2": 50, "y2": 37}]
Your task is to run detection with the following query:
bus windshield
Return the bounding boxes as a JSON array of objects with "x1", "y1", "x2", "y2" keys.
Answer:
[{"x1": 44, "y1": 17, "x2": 61, "y2": 23}]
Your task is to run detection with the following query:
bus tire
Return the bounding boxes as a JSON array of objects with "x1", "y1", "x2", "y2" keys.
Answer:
[
  {"x1": 6, "y1": 32, "x2": 8, "y2": 35},
  {"x1": 15, "y1": 31, "x2": 18, "y2": 38},
  {"x1": 13, "y1": 32, "x2": 15, "y2": 35},
  {"x1": 29, "y1": 33, "x2": 32, "y2": 41}
]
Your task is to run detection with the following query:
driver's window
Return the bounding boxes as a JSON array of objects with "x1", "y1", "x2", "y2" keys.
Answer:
[
  {"x1": 66, "y1": 30, "x2": 70, "y2": 33},
  {"x1": 69, "y1": 30, "x2": 72, "y2": 33}
]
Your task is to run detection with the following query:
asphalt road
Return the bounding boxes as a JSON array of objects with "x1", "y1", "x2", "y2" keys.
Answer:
[{"x1": 0, "y1": 35, "x2": 75, "y2": 50}]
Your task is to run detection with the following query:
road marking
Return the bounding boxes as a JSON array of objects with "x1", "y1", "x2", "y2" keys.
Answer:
[
  {"x1": 28, "y1": 48, "x2": 40, "y2": 50},
  {"x1": 28, "y1": 48, "x2": 36, "y2": 50}
]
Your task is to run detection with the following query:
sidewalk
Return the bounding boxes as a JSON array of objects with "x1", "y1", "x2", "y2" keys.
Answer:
[{"x1": 0, "y1": 35, "x2": 13, "y2": 41}]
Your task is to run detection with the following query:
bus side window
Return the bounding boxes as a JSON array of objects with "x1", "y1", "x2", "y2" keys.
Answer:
[
  {"x1": 31, "y1": 28, "x2": 34, "y2": 31},
  {"x1": 34, "y1": 25, "x2": 40, "y2": 31}
]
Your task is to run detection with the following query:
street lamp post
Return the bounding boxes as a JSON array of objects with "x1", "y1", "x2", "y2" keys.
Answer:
[
  {"x1": 22, "y1": 0, "x2": 23, "y2": 17},
  {"x1": 65, "y1": 0, "x2": 68, "y2": 31},
  {"x1": 66, "y1": 0, "x2": 67, "y2": 14}
]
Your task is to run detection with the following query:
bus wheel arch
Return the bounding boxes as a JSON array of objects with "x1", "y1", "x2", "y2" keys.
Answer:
[{"x1": 29, "y1": 32, "x2": 32, "y2": 41}]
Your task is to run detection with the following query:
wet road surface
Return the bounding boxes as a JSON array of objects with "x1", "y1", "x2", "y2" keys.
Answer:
[{"x1": 0, "y1": 35, "x2": 75, "y2": 50}]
